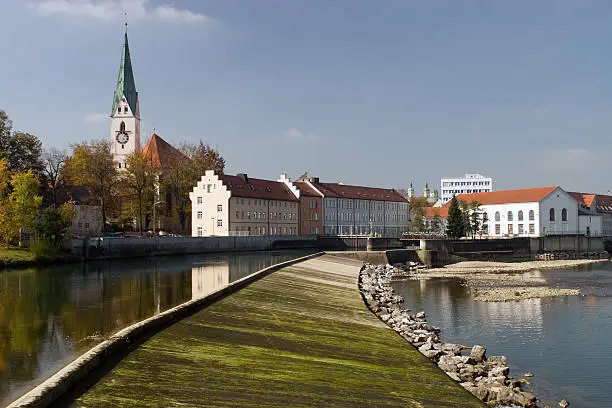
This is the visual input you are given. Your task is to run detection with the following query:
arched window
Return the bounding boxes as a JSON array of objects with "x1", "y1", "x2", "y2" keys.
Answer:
[
  {"x1": 120, "y1": 121, "x2": 126, "y2": 133},
  {"x1": 549, "y1": 208, "x2": 555, "y2": 222},
  {"x1": 117, "y1": 106, "x2": 121, "y2": 113},
  {"x1": 507, "y1": 211, "x2": 513, "y2": 221},
  {"x1": 518, "y1": 210, "x2": 523, "y2": 221},
  {"x1": 495, "y1": 211, "x2": 500, "y2": 222},
  {"x1": 562, "y1": 208, "x2": 567, "y2": 222},
  {"x1": 124, "y1": 106, "x2": 129, "y2": 113},
  {"x1": 529, "y1": 210, "x2": 535, "y2": 221}
]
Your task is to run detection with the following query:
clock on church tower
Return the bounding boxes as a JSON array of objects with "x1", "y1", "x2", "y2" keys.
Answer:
[{"x1": 110, "y1": 27, "x2": 141, "y2": 168}]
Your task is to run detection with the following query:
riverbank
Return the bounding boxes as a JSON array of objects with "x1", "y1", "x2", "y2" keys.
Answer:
[
  {"x1": 361, "y1": 263, "x2": 539, "y2": 407},
  {"x1": 0, "y1": 248, "x2": 79, "y2": 270},
  {"x1": 404, "y1": 259, "x2": 609, "y2": 301}
]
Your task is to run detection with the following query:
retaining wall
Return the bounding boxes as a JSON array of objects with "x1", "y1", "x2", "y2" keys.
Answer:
[{"x1": 70, "y1": 235, "x2": 318, "y2": 260}]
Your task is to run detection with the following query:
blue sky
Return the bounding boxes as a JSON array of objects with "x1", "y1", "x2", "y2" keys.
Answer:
[{"x1": 2, "y1": 1, "x2": 612, "y2": 194}]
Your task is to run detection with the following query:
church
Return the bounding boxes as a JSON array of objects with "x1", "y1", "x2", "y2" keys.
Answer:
[{"x1": 109, "y1": 25, "x2": 186, "y2": 233}]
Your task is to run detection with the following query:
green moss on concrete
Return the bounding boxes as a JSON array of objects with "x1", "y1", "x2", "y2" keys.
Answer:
[{"x1": 73, "y1": 256, "x2": 484, "y2": 408}]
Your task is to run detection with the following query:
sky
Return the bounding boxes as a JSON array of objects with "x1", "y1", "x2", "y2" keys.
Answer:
[{"x1": 2, "y1": 0, "x2": 612, "y2": 195}]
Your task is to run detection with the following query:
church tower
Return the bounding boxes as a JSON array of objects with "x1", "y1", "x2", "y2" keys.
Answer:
[{"x1": 110, "y1": 24, "x2": 140, "y2": 169}]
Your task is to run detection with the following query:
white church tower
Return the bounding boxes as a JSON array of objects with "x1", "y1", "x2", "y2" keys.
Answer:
[{"x1": 110, "y1": 24, "x2": 141, "y2": 169}]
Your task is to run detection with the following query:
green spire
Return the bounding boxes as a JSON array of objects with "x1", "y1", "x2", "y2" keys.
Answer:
[{"x1": 111, "y1": 26, "x2": 138, "y2": 115}]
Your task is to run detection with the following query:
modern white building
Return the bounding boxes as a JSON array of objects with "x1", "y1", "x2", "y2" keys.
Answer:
[
  {"x1": 451, "y1": 186, "x2": 600, "y2": 237},
  {"x1": 441, "y1": 173, "x2": 493, "y2": 203},
  {"x1": 189, "y1": 171, "x2": 300, "y2": 237}
]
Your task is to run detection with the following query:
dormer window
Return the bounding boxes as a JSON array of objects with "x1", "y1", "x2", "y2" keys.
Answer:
[
  {"x1": 118, "y1": 106, "x2": 121, "y2": 113},
  {"x1": 124, "y1": 106, "x2": 129, "y2": 113}
]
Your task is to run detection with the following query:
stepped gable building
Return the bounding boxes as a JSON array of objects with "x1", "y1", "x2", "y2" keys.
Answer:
[
  {"x1": 110, "y1": 25, "x2": 141, "y2": 170},
  {"x1": 297, "y1": 174, "x2": 409, "y2": 237},
  {"x1": 450, "y1": 186, "x2": 600, "y2": 237},
  {"x1": 190, "y1": 170, "x2": 299, "y2": 237}
]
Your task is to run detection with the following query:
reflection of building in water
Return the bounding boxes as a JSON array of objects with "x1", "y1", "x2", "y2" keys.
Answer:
[
  {"x1": 192, "y1": 262, "x2": 230, "y2": 299},
  {"x1": 482, "y1": 298, "x2": 544, "y2": 331}
]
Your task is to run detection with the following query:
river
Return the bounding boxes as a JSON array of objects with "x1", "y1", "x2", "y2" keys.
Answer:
[
  {"x1": 0, "y1": 250, "x2": 313, "y2": 406},
  {"x1": 391, "y1": 262, "x2": 612, "y2": 408}
]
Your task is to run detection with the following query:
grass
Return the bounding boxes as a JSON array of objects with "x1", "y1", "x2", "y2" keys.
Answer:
[
  {"x1": 0, "y1": 246, "x2": 78, "y2": 269},
  {"x1": 73, "y1": 256, "x2": 484, "y2": 408}
]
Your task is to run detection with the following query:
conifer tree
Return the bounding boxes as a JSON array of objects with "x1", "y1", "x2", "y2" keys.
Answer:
[{"x1": 446, "y1": 195, "x2": 465, "y2": 239}]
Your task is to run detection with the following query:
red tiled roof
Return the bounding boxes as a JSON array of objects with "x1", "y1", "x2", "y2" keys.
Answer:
[
  {"x1": 142, "y1": 133, "x2": 186, "y2": 168},
  {"x1": 568, "y1": 192, "x2": 596, "y2": 208},
  {"x1": 424, "y1": 207, "x2": 449, "y2": 219},
  {"x1": 221, "y1": 174, "x2": 299, "y2": 202},
  {"x1": 445, "y1": 186, "x2": 559, "y2": 206},
  {"x1": 594, "y1": 194, "x2": 612, "y2": 214},
  {"x1": 313, "y1": 182, "x2": 408, "y2": 203},
  {"x1": 294, "y1": 181, "x2": 323, "y2": 197}
]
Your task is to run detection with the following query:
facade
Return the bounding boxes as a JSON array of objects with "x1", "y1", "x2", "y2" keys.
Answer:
[
  {"x1": 423, "y1": 207, "x2": 448, "y2": 234},
  {"x1": 68, "y1": 205, "x2": 104, "y2": 237},
  {"x1": 441, "y1": 173, "x2": 493, "y2": 203},
  {"x1": 297, "y1": 176, "x2": 409, "y2": 238},
  {"x1": 452, "y1": 186, "x2": 584, "y2": 238},
  {"x1": 190, "y1": 171, "x2": 299, "y2": 237},
  {"x1": 292, "y1": 180, "x2": 324, "y2": 235},
  {"x1": 569, "y1": 192, "x2": 608, "y2": 237},
  {"x1": 110, "y1": 27, "x2": 141, "y2": 170}
]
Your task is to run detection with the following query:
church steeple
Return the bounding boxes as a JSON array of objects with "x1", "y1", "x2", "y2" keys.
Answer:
[
  {"x1": 111, "y1": 24, "x2": 138, "y2": 116},
  {"x1": 110, "y1": 23, "x2": 141, "y2": 170}
]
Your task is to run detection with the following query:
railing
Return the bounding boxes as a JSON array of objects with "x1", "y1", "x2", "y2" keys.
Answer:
[{"x1": 542, "y1": 231, "x2": 603, "y2": 238}]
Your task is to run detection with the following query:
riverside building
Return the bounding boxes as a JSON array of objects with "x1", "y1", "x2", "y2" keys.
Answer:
[{"x1": 441, "y1": 173, "x2": 493, "y2": 203}]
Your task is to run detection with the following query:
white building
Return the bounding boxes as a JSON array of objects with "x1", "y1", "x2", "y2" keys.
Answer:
[
  {"x1": 452, "y1": 186, "x2": 599, "y2": 237},
  {"x1": 189, "y1": 171, "x2": 300, "y2": 237},
  {"x1": 441, "y1": 173, "x2": 492, "y2": 203}
]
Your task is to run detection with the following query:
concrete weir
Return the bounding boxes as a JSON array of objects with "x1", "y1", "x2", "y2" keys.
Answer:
[{"x1": 61, "y1": 255, "x2": 482, "y2": 407}]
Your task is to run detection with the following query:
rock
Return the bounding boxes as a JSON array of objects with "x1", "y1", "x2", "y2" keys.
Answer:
[
  {"x1": 416, "y1": 311, "x2": 426, "y2": 318},
  {"x1": 559, "y1": 399, "x2": 569, "y2": 408},
  {"x1": 489, "y1": 366, "x2": 510, "y2": 377},
  {"x1": 438, "y1": 355, "x2": 458, "y2": 372},
  {"x1": 461, "y1": 382, "x2": 489, "y2": 401},
  {"x1": 442, "y1": 343, "x2": 462, "y2": 355},
  {"x1": 470, "y1": 345, "x2": 486, "y2": 363},
  {"x1": 418, "y1": 343, "x2": 433, "y2": 352},
  {"x1": 421, "y1": 349, "x2": 442, "y2": 359},
  {"x1": 487, "y1": 355, "x2": 507, "y2": 365},
  {"x1": 524, "y1": 371, "x2": 534, "y2": 377},
  {"x1": 446, "y1": 371, "x2": 461, "y2": 382},
  {"x1": 380, "y1": 314, "x2": 391, "y2": 322}
]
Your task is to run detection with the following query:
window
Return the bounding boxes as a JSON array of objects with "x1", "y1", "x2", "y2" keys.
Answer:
[
  {"x1": 118, "y1": 163, "x2": 122, "y2": 169},
  {"x1": 84, "y1": 222, "x2": 89, "y2": 229},
  {"x1": 495, "y1": 211, "x2": 500, "y2": 222},
  {"x1": 508, "y1": 224, "x2": 513, "y2": 234},
  {"x1": 118, "y1": 107, "x2": 121, "y2": 113},
  {"x1": 236, "y1": 211, "x2": 240, "y2": 219},
  {"x1": 518, "y1": 210, "x2": 524, "y2": 221},
  {"x1": 549, "y1": 208, "x2": 555, "y2": 222},
  {"x1": 529, "y1": 210, "x2": 535, "y2": 221},
  {"x1": 120, "y1": 121, "x2": 126, "y2": 132},
  {"x1": 197, "y1": 197, "x2": 202, "y2": 204},
  {"x1": 562, "y1": 208, "x2": 567, "y2": 222},
  {"x1": 247, "y1": 211, "x2": 251, "y2": 219},
  {"x1": 529, "y1": 223, "x2": 535, "y2": 234},
  {"x1": 217, "y1": 204, "x2": 222, "y2": 212},
  {"x1": 507, "y1": 211, "x2": 513, "y2": 221},
  {"x1": 518, "y1": 224, "x2": 524, "y2": 234},
  {"x1": 217, "y1": 219, "x2": 222, "y2": 227},
  {"x1": 495, "y1": 224, "x2": 500, "y2": 234},
  {"x1": 207, "y1": 184, "x2": 211, "y2": 193},
  {"x1": 197, "y1": 227, "x2": 203, "y2": 237},
  {"x1": 124, "y1": 106, "x2": 129, "y2": 113},
  {"x1": 197, "y1": 211, "x2": 202, "y2": 219}
]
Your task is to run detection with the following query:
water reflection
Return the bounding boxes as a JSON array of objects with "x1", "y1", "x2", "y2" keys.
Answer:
[{"x1": 0, "y1": 250, "x2": 312, "y2": 406}]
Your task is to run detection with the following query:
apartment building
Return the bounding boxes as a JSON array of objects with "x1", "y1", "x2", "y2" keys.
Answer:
[
  {"x1": 441, "y1": 173, "x2": 493, "y2": 203},
  {"x1": 190, "y1": 171, "x2": 299, "y2": 237}
]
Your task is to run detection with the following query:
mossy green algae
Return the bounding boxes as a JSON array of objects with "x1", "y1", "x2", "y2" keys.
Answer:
[{"x1": 73, "y1": 256, "x2": 483, "y2": 408}]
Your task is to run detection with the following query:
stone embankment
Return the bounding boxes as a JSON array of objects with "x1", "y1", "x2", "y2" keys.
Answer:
[{"x1": 359, "y1": 263, "x2": 539, "y2": 407}]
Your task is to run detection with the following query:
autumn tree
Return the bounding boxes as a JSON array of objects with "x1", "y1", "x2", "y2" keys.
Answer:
[
  {"x1": 408, "y1": 196, "x2": 428, "y2": 232},
  {"x1": 0, "y1": 169, "x2": 42, "y2": 247},
  {"x1": 63, "y1": 140, "x2": 118, "y2": 231},
  {"x1": 123, "y1": 150, "x2": 159, "y2": 235},
  {"x1": 42, "y1": 148, "x2": 67, "y2": 207}
]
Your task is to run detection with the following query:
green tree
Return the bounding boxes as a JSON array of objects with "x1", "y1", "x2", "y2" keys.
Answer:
[
  {"x1": 0, "y1": 110, "x2": 12, "y2": 149},
  {"x1": 123, "y1": 150, "x2": 159, "y2": 235},
  {"x1": 0, "y1": 111, "x2": 43, "y2": 174},
  {"x1": 446, "y1": 195, "x2": 465, "y2": 239},
  {"x1": 430, "y1": 211, "x2": 443, "y2": 234},
  {"x1": 408, "y1": 196, "x2": 428, "y2": 232},
  {"x1": 481, "y1": 212, "x2": 489, "y2": 237},
  {"x1": 469, "y1": 201, "x2": 481, "y2": 239},
  {"x1": 34, "y1": 203, "x2": 75, "y2": 247},
  {"x1": 0, "y1": 170, "x2": 43, "y2": 247},
  {"x1": 63, "y1": 140, "x2": 118, "y2": 231}
]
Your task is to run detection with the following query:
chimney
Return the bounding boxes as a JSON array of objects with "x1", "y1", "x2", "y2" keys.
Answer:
[
  {"x1": 237, "y1": 173, "x2": 248, "y2": 183},
  {"x1": 313, "y1": 177, "x2": 319, "y2": 183}
]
